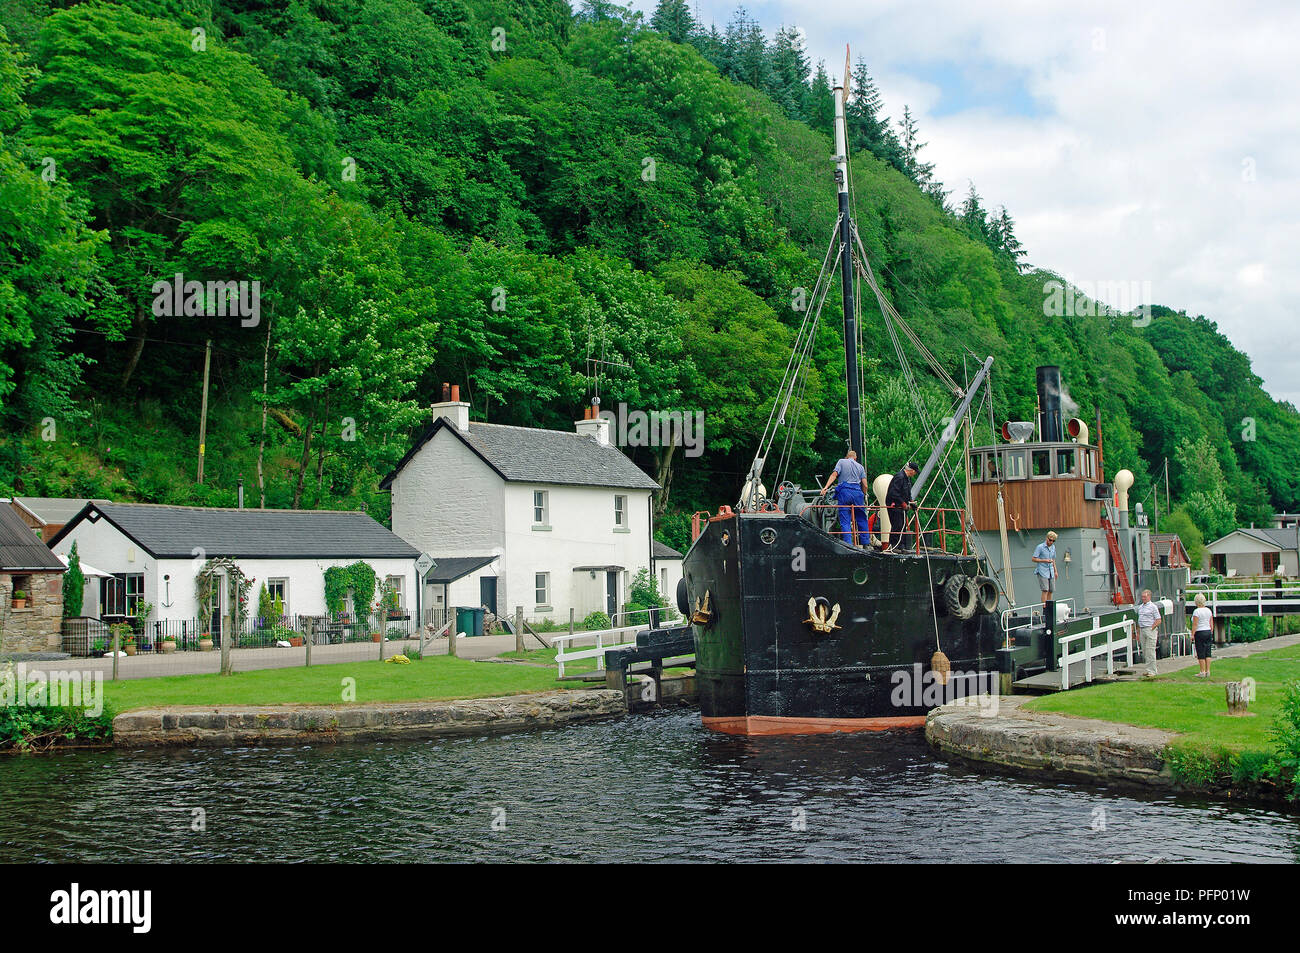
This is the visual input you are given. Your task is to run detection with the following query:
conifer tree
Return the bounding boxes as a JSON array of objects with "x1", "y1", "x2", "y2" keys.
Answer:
[{"x1": 650, "y1": 0, "x2": 694, "y2": 44}]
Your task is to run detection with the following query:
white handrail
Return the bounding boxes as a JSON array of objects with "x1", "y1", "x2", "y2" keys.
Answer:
[
  {"x1": 1187, "y1": 584, "x2": 1300, "y2": 616},
  {"x1": 1000, "y1": 598, "x2": 1076, "y2": 636},
  {"x1": 552, "y1": 625, "x2": 642, "y2": 678},
  {"x1": 1058, "y1": 617, "x2": 1134, "y2": 690}
]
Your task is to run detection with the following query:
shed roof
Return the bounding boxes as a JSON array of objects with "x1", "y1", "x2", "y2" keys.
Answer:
[
  {"x1": 423, "y1": 555, "x2": 498, "y2": 584},
  {"x1": 0, "y1": 506, "x2": 65, "y2": 572}
]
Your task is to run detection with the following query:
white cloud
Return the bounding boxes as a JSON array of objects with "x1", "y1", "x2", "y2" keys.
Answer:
[{"x1": 627, "y1": 0, "x2": 1300, "y2": 406}]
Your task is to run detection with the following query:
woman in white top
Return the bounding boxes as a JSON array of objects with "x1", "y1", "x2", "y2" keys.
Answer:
[{"x1": 1191, "y1": 593, "x2": 1214, "y2": 677}]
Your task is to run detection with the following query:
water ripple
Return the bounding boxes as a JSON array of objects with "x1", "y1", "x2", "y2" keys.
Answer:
[{"x1": 1, "y1": 710, "x2": 1297, "y2": 862}]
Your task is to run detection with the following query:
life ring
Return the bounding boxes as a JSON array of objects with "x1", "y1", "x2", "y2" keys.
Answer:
[
  {"x1": 942, "y1": 575, "x2": 977, "y2": 620},
  {"x1": 973, "y1": 575, "x2": 1000, "y2": 615}
]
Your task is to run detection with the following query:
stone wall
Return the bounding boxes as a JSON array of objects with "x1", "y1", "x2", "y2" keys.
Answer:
[
  {"x1": 926, "y1": 694, "x2": 1176, "y2": 788},
  {"x1": 0, "y1": 571, "x2": 64, "y2": 653},
  {"x1": 113, "y1": 688, "x2": 627, "y2": 747}
]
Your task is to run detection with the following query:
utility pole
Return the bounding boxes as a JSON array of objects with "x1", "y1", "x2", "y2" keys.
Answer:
[
  {"x1": 197, "y1": 339, "x2": 212, "y2": 484},
  {"x1": 1164, "y1": 458, "x2": 1171, "y2": 515}
]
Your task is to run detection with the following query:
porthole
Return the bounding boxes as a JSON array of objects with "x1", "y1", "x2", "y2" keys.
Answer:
[
  {"x1": 760, "y1": 528, "x2": 777, "y2": 545},
  {"x1": 853, "y1": 567, "x2": 869, "y2": 585}
]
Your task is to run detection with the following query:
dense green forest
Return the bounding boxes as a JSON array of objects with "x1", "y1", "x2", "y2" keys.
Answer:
[{"x1": 2, "y1": 0, "x2": 1298, "y2": 559}]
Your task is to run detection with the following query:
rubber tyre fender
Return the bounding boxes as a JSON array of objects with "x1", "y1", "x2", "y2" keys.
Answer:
[
  {"x1": 972, "y1": 575, "x2": 1000, "y2": 615},
  {"x1": 942, "y1": 574, "x2": 977, "y2": 620},
  {"x1": 676, "y1": 576, "x2": 690, "y2": 616}
]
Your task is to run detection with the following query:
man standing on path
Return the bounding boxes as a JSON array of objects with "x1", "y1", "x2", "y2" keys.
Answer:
[
  {"x1": 1137, "y1": 589, "x2": 1162, "y2": 677},
  {"x1": 820, "y1": 449, "x2": 870, "y2": 546},
  {"x1": 1032, "y1": 531, "x2": 1058, "y2": 605},
  {"x1": 885, "y1": 461, "x2": 919, "y2": 551}
]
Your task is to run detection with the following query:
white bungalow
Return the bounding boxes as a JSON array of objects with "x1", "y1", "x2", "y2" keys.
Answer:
[{"x1": 47, "y1": 502, "x2": 420, "y2": 634}]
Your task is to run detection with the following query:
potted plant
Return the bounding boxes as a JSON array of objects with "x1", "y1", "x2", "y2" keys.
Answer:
[
  {"x1": 198, "y1": 632, "x2": 214, "y2": 652},
  {"x1": 370, "y1": 631, "x2": 383, "y2": 643},
  {"x1": 160, "y1": 636, "x2": 177, "y2": 654},
  {"x1": 11, "y1": 589, "x2": 28, "y2": 609},
  {"x1": 91, "y1": 637, "x2": 107, "y2": 656},
  {"x1": 109, "y1": 622, "x2": 133, "y2": 655}
]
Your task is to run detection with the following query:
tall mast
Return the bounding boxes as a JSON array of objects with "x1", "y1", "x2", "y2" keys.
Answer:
[{"x1": 833, "y1": 56, "x2": 863, "y2": 460}]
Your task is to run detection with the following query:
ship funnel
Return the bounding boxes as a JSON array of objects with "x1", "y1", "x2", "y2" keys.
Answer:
[
  {"x1": 1114, "y1": 469, "x2": 1134, "y2": 512},
  {"x1": 1067, "y1": 417, "x2": 1089, "y2": 445},
  {"x1": 1036, "y1": 366, "x2": 1063, "y2": 442}
]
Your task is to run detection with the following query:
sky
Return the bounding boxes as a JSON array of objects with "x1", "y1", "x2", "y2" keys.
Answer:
[{"x1": 615, "y1": 0, "x2": 1300, "y2": 407}]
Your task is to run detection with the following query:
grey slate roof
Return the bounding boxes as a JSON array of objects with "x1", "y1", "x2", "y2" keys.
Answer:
[
  {"x1": 48, "y1": 502, "x2": 419, "y2": 560},
  {"x1": 15, "y1": 497, "x2": 109, "y2": 525},
  {"x1": 424, "y1": 555, "x2": 497, "y2": 584},
  {"x1": 1236, "y1": 527, "x2": 1300, "y2": 549},
  {"x1": 652, "y1": 540, "x2": 683, "y2": 559},
  {"x1": 0, "y1": 506, "x2": 65, "y2": 571},
  {"x1": 381, "y1": 418, "x2": 659, "y2": 491}
]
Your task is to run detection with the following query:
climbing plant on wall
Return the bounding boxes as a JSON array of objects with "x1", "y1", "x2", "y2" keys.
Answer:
[
  {"x1": 322, "y1": 562, "x2": 377, "y2": 619},
  {"x1": 323, "y1": 566, "x2": 350, "y2": 615},
  {"x1": 346, "y1": 562, "x2": 377, "y2": 622}
]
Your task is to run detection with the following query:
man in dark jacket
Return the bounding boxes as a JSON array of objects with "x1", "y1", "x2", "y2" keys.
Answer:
[{"x1": 885, "y1": 461, "x2": 918, "y2": 551}]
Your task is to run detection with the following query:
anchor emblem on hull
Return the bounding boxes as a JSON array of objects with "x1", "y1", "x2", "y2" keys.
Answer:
[
  {"x1": 691, "y1": 590, "x2": 714, "y2": 625},
  {"x1": 804, "y1": 597, "x2": 842, "y2": 634}
]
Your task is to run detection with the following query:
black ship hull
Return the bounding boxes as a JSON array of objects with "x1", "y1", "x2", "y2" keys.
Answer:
[{"x1": 682, "y1": 511, "x2": 1003, "y2": 735}]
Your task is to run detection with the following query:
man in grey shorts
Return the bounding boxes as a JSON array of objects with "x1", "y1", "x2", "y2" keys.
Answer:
[{"x1": 1032, "y1": 530, "x2": 1058, "y2": 605}]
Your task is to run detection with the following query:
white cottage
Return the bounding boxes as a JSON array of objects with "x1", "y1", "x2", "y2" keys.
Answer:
[
  {"x1": 47, "y1": 502, "x2": 420, "y2": 629},
  {"x1": 381, "y1": 398, "x2": 660, "y2": 624}
]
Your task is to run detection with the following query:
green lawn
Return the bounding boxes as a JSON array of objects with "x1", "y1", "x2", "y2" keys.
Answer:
[
  {"x1": 103, "y1": 655, "x2": 571, "y2": 712},
  {"x1": 1023, "y1": 644, "x2": 1300, "y2": 755}
]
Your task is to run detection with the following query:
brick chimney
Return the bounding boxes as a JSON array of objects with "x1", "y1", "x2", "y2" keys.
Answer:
[{"x1": 432, "y1": 382, "x2": 469, "y2": 432}]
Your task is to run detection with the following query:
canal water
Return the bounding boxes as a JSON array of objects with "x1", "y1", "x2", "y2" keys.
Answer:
[{"x1": 1, "y1": 710, "x2": 1296, "y2": 862}]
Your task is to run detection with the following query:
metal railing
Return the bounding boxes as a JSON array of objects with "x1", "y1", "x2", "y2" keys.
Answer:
[
  {"x1": 690, "y1": 504, "x2": 970, "y2": 553},
  {"x1": 1183, "y1": 582, "x2": 1300, "y2": 615},
  {"x1": 65, "y1": 610, "x2": 418, "y2": 657}
]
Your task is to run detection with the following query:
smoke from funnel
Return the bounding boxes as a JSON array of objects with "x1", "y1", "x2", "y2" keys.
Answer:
[{"x1": 1060, "y1": 386, "x2": 1079, "y2": 418}]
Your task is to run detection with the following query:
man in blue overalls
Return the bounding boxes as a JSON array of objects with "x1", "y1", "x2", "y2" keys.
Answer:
[{"x1": 820, "y1": 449, "x2": 870, "y2": 546}]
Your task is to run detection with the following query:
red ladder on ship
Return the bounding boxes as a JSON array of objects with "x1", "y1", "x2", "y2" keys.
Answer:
[{"x1": 1100, "y1": 511, "x2": 1135, "y2": 605}]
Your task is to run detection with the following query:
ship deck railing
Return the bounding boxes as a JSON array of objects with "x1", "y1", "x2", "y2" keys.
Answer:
[
  {"x1": 1057, "y1": 617, "x2": 1136, "y2": 691},
  {"x1": 1000, "y1": 599, "x2": 1079, "y2": 638},
  {"x1": 691, "y1": 504, "x2": 970, "y2": 554}
]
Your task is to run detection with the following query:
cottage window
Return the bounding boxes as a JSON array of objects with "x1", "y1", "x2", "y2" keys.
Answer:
[
  {"x1": 534, "y1": 572, "x2": 550, "y2": 607},
  {"x1": 614, "y1": 495, "x2": 627, "y2": 527},
  {"x1": 267, "y1": 578, "x2": 289, "y2": 616},
  {"x1": 1263, "y1": 552, "x2": 1280, "y2": 574},
  {"x1": 384, "y1": 575, "x2": 405, "y2": 610},
  {"x1": 533, "y1": 490, "x2": 548, "y2": 525},
  {"x1": 101, "y1": 573, "x2": 144, "y2": 617}
]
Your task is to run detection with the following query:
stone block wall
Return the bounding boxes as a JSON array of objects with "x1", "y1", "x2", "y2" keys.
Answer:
[{"x1": 0, "y1": 571, "x2": 64, "y2": 653}]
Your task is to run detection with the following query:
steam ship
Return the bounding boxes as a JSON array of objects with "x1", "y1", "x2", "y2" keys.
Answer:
[{"x1": 676, "y1": 59, "x2": 1188, "y2": 736}]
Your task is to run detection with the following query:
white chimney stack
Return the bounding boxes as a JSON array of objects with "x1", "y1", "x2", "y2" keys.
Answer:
[
  {"x1": 575, "y1": 400, "x2": 610, "y2": 445},
  {"x1": 432, "y1": 382, "x2": 469, "y2": 431}
]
